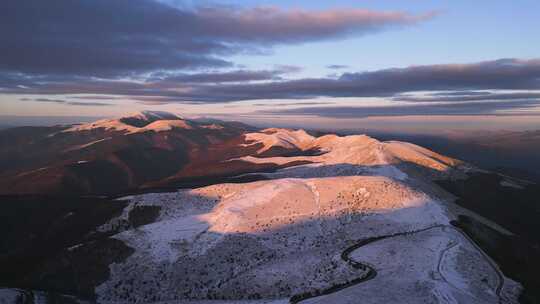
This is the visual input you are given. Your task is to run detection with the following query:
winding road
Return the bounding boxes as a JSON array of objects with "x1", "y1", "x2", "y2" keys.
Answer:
[{"x1": 289, "y1": 224, "x2": 506, "y2": 304}]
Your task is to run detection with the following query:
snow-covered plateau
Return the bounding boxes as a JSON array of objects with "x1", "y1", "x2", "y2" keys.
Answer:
[{"x1": 90, "y1": 129, "x2": 521, "y2": 303}]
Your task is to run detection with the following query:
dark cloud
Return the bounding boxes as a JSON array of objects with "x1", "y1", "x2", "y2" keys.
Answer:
[
  {"x1": 429, "y1": 91, "x2": 491, "y2": 97},
  {"x1": 20, "y1": 98, "x2": 66, "y2": 103},
  {"x1": 149, "y1": 58, "x2": 540, "y2": 102},
  {"x1": 35, "y1": 98, "x2": 66, "y2": 103},
  {"x1": 65, "y1": 101, "x2": 112, "y2": 106},
  {"x1": 72, "y1": 95, "x2": 124, "y2": 100},
  {"x1": 4, "y1": 59, "x2": 540, "y2": 107},
  {"x1": 0, "y1": 0, "x2": 430, "y2": 78},
  {"x1": 20, "y1": 97, "x2": 112, "y2": 106},
  {"x1": 150, "y1": 58, "x2": 540, "y2": 102},
  {"x1": 260, "y1": 100, "x2": 540, "y2": 118},
  {"x1": 131, "y1": 96, "x2": 191, "y2": 105},
  {"x1": 273, "y1": 65, "x2": 303, "y2": 74},
  {"x1": 253, "y1": 101, "x2": 336, "y2": 107},
  {"x1": 151, "y1": 67, "x2": 297, "y2": 84},
  {"x1": 327, "y1": 65, "x2": 349, "y2": 69}
]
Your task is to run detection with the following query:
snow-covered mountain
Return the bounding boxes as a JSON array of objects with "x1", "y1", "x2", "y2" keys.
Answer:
[
  {"x1": 0, "y1": 111, "x2": 538, "y2": 303},
  {"x1": 0, "y1": 111, "x2": 255, "y2": 195},
  {"x1": 0, "y1": 111, "x2": 461, "y2": 196}
]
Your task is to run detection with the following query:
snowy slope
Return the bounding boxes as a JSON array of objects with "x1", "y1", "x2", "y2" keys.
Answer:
[
  {"x1": 303, "y1": 226, "x2": 520, "y2": 304},
  {"x1": 92, "y1": 145, "x2": 519, "y2": 304},
  {"x1": 242, "y1": 129, "x2": 316, "y2": 153},
  {"x1": 233, "y1": 129, "x2": 465, "y2": 182},
  {"x1": 64, "y1": 111, "x2": 194, "y2": 133}
]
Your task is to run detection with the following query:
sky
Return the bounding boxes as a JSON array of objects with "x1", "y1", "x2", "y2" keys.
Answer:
[{"x1": 1, "y1": 0, "x2": 540, "y2": 133}]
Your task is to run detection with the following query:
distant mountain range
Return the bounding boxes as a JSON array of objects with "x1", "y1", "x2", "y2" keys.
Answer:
[
  {"x1": 370, "y1": 130, "x2": 540, "y2": 183},
  {"x1": 0, "y1": 111, "x2": 258, "y2": 195},
  {"x1": 1, "y1": 111, "x2": 539, "y2": 304}
]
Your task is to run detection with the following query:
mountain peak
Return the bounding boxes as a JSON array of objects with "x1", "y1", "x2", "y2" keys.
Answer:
[
  {"x1": 244, "y1": 128, "x2": 316, "y2": 153},
  {"x1": 64, "y1": 111, "x2": 188, "y2": 133},
  {"x1": 125, "y1": 110, "x2": 182, "y2": 121},
  {"x1": 119, "y1": 111, "x2": 183, "y2": 127}
]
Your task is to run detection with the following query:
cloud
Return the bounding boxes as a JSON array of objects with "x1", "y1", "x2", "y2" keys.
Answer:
[
  {"x1": 260, "y1": 100, "x2": 540, "y2": 118},
  {"x1": 430, "y1": 91, "x2": 491, "y2": 97},
  {"x1": 253, "y1": 101, "x2": 336, "y2": 107},
  {"x1": 195, "y1": 58, "x2": 540, "y2": 101},
  {"x1": 4, "y1": 58, "x2": 540, "y2": 107},
  {"x1": 327, "y1": 65, "x2": 349, "y2": 69},
  {"x1": 32, "y1": 98, "x2": 66, "y2": 103},
  {"x1": 149, "y1": 58, "x2": 540, "y2": 102},
  {"x1": 248, "y1": 58, "x2": 540, "y2": 100},
  {"x1": 20, "y1": 97, "x2": 112, "y2": 106},
  {"x1": 150, "y1": 67, "x2": 298, "y2": 84},
  {"x1": 65, "y1": 101, "x2": 112, "y2": 106},
  {"x1": 393, "y1": 91, "x2": 540, "y2": 102},
  {"x1": 0, "y1": 0, "x2": 431, "y2": 78},
  {"x1": 273, "y1": 65, "x2": 303, "y2": 74},
  {"x1": 73, "y1": 95, "x2": 124, "y2": 100}
]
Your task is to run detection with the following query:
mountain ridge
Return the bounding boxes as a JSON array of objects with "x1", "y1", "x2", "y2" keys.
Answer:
[
  {"x1": 0, "y1": 111, "x2": 466, "y2": 196},
  {"x1": 1, "y1": 111, "x2": 538, "y2": 303}
]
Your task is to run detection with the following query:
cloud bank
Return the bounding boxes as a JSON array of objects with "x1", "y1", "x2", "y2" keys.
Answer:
[
  {"x1": 1, "y1": 1, "x2": 538, "y2": 117},
  {"x1": 0, "y1": 0, "x2": 431, "y2": 77},
  {"x1": 260, "y1": 100, "x2": 540, "y2": 118},
  {"x1": 3, "y1": 59, "x2": 540, "y2": 104}
]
